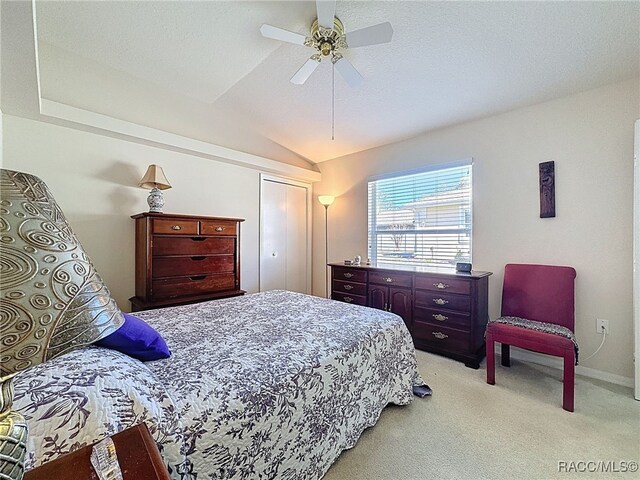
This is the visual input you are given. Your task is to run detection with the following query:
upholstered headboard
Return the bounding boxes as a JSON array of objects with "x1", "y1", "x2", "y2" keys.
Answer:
[{"x1": 0, "y1": 168, "x2": 124, "y2": 479}]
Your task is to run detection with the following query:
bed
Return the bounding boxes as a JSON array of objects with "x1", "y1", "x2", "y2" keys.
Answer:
[{"x1": 14, "y1": 290, "x2": 424, "y2": 479}]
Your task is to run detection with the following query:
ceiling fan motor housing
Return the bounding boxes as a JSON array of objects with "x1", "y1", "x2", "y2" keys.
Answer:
[{"x1": 310, "y1": 18, "x2": 347, "y2": 56}]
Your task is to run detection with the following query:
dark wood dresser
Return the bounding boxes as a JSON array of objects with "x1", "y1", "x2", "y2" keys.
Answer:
[
  {"x1": 130, "y1": 212, "x2": 245, "y2": 311},
  {"x1": 330, "y1": 263, "x2": 492, "y2": 368}
]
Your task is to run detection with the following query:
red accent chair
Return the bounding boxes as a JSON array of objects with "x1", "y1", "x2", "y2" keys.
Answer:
[{"x1": 486, "y1": 264, "x2": 577, "y2": 412}]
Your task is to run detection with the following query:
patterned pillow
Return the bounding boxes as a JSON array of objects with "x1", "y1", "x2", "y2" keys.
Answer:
[{"x1": 0, "y1": 169, "x2": 124, "y2": 378}]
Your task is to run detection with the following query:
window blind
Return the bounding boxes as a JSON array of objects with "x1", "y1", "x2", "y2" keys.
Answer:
[{"x1": 368, "y1": 163, "x2": 472, "y2": 267}]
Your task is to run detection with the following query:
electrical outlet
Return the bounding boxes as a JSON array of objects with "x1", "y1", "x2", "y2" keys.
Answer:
[{"x1": 596, "y1": 318, "x2": 609, "y2": 334}]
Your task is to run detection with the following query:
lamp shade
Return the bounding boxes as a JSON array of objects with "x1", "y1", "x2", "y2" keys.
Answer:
[
  {"x1": 318, "y1": 195, "x2": 335, "y2": 206},
  {"x1": 138, "y1": 164, "x2": 172, "y2": 190}
]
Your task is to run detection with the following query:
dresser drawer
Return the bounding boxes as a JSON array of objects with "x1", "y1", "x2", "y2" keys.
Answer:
[
  {"x1": 153, "y1": 255, "x2": 235, "y2": 278},
  {"x1": 332, "y1": 267, "x2": 367, "y2": 283},
  {"x1": 200, "y1": 220, "x2": 237, "y2": 236},
  {"x1": 412, "y1": 322, "x2": 469, "y2": 353},
  {"x1": 369, "y1": 271, "x2": 413, "y2": 288},
  {"x1": 331, "y1": 292, "x2": 367, "y2": 306},
  {"x1": 414, "y1": 275, "x2": 471, "y2": 295},
  {"x1": 153, "y1": 218, "x2": 198, "y2": 235},
  {"x1": 153, "y1": 237, "x2": 235, "y2": 256},
  {"x1": 332, "y1": 279, "x2": 367, "y2": 296},
  {"x1": 414, "y1": 306, "x2": 471, "y2": 330},
  {"x1": 152, "y1": 274, "x2": 235, "y2": 298},
  {"x1": 414, "y1": 290, "x2": 471, "y2": 312}
]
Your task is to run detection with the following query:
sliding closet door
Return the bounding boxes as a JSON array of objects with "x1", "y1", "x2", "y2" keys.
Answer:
[{"x1": 260, "y1": 175, "x2": 311, "y2": 294}]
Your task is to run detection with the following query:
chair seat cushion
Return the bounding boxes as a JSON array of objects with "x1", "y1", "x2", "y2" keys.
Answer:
[{"x1": 486, "y1": 316, "x2": 579, "y2": 363}]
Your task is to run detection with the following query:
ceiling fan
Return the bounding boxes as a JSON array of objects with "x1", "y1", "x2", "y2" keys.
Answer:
[{"x1": 260, "y1": 0, "x2": 393, "y2": 87}]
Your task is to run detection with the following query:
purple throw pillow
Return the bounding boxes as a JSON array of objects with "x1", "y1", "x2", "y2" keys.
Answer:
[{"x1": 96, "y1": 312, "x2": 171, "y2": 361}]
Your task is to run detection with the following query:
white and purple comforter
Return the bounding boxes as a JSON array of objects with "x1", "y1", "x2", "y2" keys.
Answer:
[{"x1": 14, "y1": 290, "x2": 423, "y2": 479}]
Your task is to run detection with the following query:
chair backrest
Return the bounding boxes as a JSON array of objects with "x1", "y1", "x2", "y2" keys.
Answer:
[{"x1": 501, "y1": 263, "x2": 576, "y2": 331}]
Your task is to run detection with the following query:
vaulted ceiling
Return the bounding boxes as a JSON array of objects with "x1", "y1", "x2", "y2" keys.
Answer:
[{"x1": 5, "y1": 1, "x2": 640, "y2": 166}]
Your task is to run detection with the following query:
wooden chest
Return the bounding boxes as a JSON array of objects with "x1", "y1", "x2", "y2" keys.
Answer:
[{"x1": 130, "y1": 212, "x2": 245, "y2": 311}]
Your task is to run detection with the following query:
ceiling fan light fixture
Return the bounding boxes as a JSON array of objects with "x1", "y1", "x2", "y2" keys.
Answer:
[{"x1": 320, "y1": 42, "x2": 332, "y2": 56}]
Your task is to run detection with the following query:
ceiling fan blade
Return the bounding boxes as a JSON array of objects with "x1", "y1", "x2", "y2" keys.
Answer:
[
  {"x1": 316, "y1": 0, "x2": 336, "y2": 30},
  {"x1": 260, "y1": 24, "x2": 307, "y2": 46},
  {"x1": 291, "y1": 57, "x2": 321, "y2": 85},
  {"x1": 334, "y1": 56, "x2": 363, "y2": 87},
  {"x1": 346, "y1": 22, "x2": 394, "y2": 48}
]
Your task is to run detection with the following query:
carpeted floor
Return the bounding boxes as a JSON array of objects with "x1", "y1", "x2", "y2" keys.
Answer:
[{"x1": 324, "y1": 350, "x2": 640, "y2": 480}]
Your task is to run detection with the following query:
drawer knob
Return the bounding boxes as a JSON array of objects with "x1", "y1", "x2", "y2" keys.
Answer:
[
  {"x1": 433, "y1": 298, "x2": 449, "y2": 306},
  {"x1": 383, "y1": 277, "x2": 393, "y2": 283},
  {"x1": 432, "y1": 331, "x2": 449, "y2": 340},
  {"x1": 343, "y1": 296, "x2": 353, "y2": 303},
  {"x1": 343, "y1": 272, "x2": 354, "y2": 278},
  {"x1": 344, "y1": 284, "x2": 354, "y2": 290},
  {"x1": 433, "y1": 282, "x2": 449, "y2": 289},
  {"x1": 214, "y1": 226, "x2": 225, "y2": 232},
  {"x1": 432, "y1": 314, "x2": 448, "y2": 322},
  {"x1": 171, "y1": 225, "x2": 182, "y2": 231}
]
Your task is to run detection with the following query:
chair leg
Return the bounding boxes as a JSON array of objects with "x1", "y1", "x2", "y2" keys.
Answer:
[
  {"x1": 562, "y1": 351, "x2": 575, "y2": 412},
  {"x1": 486, "y1": 334, "x2": 495, "y2": 385},
  {"x1": 501, "y1": 343, "x2": 511, "y2": 367}
]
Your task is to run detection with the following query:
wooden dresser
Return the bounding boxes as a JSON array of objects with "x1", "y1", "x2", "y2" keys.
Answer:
[
  {"x1": 330, "y1": 263, "x2": 491, "y2": 368},
  {"x1": 130, "y1": 212, "x2": 245, "y2": 311}
]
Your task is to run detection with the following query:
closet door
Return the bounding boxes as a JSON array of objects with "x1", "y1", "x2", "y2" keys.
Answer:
[{"x1": 260, "y1": 176, "x2": 310, "y2": 294}]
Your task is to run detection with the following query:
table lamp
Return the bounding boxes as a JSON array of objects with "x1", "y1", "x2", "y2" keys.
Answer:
[{"x1": 138, "y1": 165, "x2": 172, "y2": 213}]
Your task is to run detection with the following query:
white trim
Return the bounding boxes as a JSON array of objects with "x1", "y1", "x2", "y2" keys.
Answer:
[
  {"x1": 634, "y1": 119, "x2": 640, "y2": 400},
  {"x1": 31, "y1": 0, "x2": 42, "y2": 111},
  {"x1": 367, "y1": 157, "x2": 473, "y2": 183},
  {"x1": 502, "y1": 346, "x2": 634, "y2": 389},
  {"x1": 38, "y1": 99, "x2": 321, "y2": 183},
  {"x1": 259, "y1": 173, "x2": 313, "y2": 294}
]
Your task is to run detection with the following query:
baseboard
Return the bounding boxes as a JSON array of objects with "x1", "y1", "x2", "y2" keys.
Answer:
[{"x1": 500, "y1": 345, "x2": 634, "y2": 388}]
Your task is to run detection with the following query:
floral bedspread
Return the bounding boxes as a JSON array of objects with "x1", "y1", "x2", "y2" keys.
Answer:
[{"x1": 14, "y1": 290, "x2": 423, "y2": 479}]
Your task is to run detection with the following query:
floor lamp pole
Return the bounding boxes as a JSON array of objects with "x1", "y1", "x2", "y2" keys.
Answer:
[
  {"x1": 318, "y1": 195, "x2": 335, "y2": 299},
  {"x1": 324, "y1": 204, "x2": 329, "y2": 298}
]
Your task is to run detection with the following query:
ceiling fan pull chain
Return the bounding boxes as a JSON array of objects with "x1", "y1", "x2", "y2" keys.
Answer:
[{"x1": 332, "y1": 60, "x2": 335, "y2": 141}]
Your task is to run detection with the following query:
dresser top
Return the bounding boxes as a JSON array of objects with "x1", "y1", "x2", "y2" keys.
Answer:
[
  {"x1": 328, "y1": 262, "x2": 492, "y2": 279},
  {"x1": 131, "y1": 212, "x2": 245, "y2": 222}
]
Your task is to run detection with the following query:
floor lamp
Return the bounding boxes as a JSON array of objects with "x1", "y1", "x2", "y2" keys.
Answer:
[{"x1": 318, "y1": 195, "x2": 335, "y2": 298}]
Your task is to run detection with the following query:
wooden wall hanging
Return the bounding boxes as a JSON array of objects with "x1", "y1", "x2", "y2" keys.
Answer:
[{"x1": 539, "y1": 161, "x2": 555, "y2": 218}]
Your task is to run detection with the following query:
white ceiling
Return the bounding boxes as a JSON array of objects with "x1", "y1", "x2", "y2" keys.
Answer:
[{"x1": 28, "y1": 1, "x2": 640, "y2": 164}]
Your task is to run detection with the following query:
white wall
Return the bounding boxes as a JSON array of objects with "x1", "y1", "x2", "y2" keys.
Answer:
[
  {"x1": 313, "y1": 78, "x2": 639, "y2": 379},
  {"x1": 2, "y1": 114, "x2": 265, "y2": 310}
]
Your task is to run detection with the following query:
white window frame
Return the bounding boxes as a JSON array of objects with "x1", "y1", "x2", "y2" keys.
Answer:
[{"x1": 367, "y1": 159, "x2": 473, "y2": 268}]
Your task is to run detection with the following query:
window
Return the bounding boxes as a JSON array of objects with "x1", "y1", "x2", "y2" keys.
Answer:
[{"x1": 368, "y1": 161, "x2": 472, "y2": 268}]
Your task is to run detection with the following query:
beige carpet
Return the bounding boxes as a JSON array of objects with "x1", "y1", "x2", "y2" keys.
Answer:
[{"x1": 324, "y1": 350, "x2": 640, "y2": 480}]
